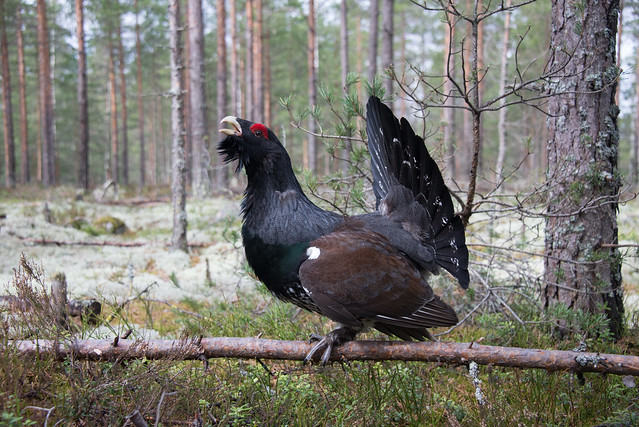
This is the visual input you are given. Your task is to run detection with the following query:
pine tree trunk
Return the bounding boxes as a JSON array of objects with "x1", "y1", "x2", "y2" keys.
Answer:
[
  {"x1": 37, "y1": 0, "x2": 55, "y2": 186},
  {"x1": 169, "y1": 0, "x2": 188, "y2": 252},
  {"x1": 117, "y1": 15, "x2": 128, "y2": 186},
  {"x1": 381, "y1": 0, "x2": 394, "y2": 99},
  {"x1": 183, "y1": 0, "x2": 192, "y2": 187},
  {"x1": 544, "y1": 0, "x2": 623, "y2": 337},
  {"x1": 368, "y1": 0, "x2": 379, "y2": 83},
  {"x1": 1, "y1": 0, "x2": 16, "y2": 188},
  {"x1": 245, "y1": 0, "x2": 253, "y2": 121},
  {"x1": 216, "y1": 0, "x2": 229, "y2": 190},
  {"x1": 75, "y1": 0, "x2": 89, "y2": 190},
  {"x1": 443, "y1": 7, "x2": 456, "y2": 180},
  {"x1": 632, "y1": 27, "x2": 639, "y2": 184},
  {"x1": 230, "y1": 0, "x2": 239, "y2": 116},
  {"x1": 251, "y1": 0, "x2": 263, "y2": 122},
  {"x1": 495, "y1": 0, "x2": 512, "y2": 181},
  {"x1": 108, "y1": 38, "x2": 118, "y2": 183},
  {"x1": 339, "y1": 0, "x2": 351, "y2": 172},
  {"x1": 135, "y1": 0, "x2": 145, "y2": 187},
  {"x1": 307, "y1": 0, "x2": 317, "y2": 172},
  {"x1": 188, "y1": 0, "x2": 211, "y2": 197},
  {"x1": 16, "y1": 4, "x2": 28, "y2": 185}
]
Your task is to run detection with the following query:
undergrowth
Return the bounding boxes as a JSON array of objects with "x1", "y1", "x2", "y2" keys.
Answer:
[{"x1": 1, "y1": 256, "x2": 638, "y2": 426}]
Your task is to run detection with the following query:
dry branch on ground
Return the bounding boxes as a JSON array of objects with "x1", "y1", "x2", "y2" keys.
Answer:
[{"x1": 9, "y1": 337, "x2": 639, "y2": 376}]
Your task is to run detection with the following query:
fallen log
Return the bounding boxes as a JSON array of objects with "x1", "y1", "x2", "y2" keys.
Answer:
[{"x1": 8, "y1": 337, "x2": 639, "y2": 376}]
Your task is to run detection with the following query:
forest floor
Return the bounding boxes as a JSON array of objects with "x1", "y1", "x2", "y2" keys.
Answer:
[{"x1": 1, "y1": 185, "x2": 638, "y2": 318}]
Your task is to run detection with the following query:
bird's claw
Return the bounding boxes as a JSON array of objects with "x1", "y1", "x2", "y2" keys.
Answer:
[{"x1": 303, "y1": 327, "x2": 358, "y2": 366}]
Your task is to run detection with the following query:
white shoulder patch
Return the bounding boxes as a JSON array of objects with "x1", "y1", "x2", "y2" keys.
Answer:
[{"x1": 306, "y1": 246, "x2": 321, "y2": 260}]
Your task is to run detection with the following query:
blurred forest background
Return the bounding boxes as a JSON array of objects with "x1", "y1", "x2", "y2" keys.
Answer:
[{"x1": 0, "y1": 0, "x2": 636, "y2": 191}]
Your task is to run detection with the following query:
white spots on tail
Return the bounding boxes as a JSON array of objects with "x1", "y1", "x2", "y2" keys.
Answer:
[{"x1": 306, "y1": 246, "x2": 321, "y2": 260}]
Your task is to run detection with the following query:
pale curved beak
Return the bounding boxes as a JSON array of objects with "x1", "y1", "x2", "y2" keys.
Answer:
[{"x1": 219, "y1": 116, "x2": 242, "y2": 136}]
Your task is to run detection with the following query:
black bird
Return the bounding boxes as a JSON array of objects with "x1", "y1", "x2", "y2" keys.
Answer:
[{"x1": 218, "y1": 96, "x2": 469, "y2": 364}]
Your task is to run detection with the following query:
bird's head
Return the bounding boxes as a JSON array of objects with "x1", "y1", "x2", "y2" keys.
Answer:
[{"x1": 218, "y1": 116, "x2": 287, "y2": 176}]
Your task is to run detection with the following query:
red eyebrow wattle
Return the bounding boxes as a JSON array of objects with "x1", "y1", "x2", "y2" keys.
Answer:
[{"x1": 250, "y1": 123, "x2": 269, "y2": 139}]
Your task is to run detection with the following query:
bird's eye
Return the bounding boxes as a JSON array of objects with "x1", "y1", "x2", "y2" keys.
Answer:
[{"x1": 250, "y1": 123, "x2": 269, "y2": 140}]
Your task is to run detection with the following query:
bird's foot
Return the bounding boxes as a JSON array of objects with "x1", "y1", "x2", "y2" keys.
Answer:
[{"x1": 304, "y1": 327, "x2": 358, "y2": 366}]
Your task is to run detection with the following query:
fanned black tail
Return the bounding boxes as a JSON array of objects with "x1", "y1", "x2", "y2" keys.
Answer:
[{"x1": 366, "y1": 96, "x2": 470, "y2": 289}]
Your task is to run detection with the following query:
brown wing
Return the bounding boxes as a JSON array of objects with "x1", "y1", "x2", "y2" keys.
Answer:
[{"x1": 298, "y1": 230, "x2": 458, "y2": 338}]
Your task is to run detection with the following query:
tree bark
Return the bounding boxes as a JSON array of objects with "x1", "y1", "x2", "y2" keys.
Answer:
[
  {"x1": 75, "y1": 0, "x2": 89, "y2": 190},
  {"x1": 0, "y1": 0, "x2": 16, "y2": 188},
  {"x1": 368, "y1": 0, "x2": 379, "y2": 83},
  {"x1": 251, "y1": 0, "x2": 263, "y2": 122},
  {"x1": 307, "y1": 0, "x2": 317, "y2": 172},
  {"x1": 229, "y1": 0, "x2": 239, "y2": 116},
  {"x1": 633, "y1": 22, "x2": 639, "y2": 184},
  {"x1": 135, "y1": 0, "x2": 145, "y2": 187},
  {"x1": 108, "y1": 37, "x2": 118, "y2": 183},
  {"x1": 245, "y1": 0, "x2": 253, "y2": 121},
  {"x1": 495, "y1": 0, "x2": 512, "y2": 181},
  {"x1": 188, "y1": 0, "x2": 211, "y2": 197},
  {"x1": 10, "y1": 337, "x2": 639, "y2": 376},
  {"x1": 544, "y1": 0, "x2": 623, "y2": 337},
  {"x1": 169, "y1": 0, "x2": 188, "y2": 253},
  {"x1": 443, "y1": 6, "x2": 456, "y2": 180},
  {"x1": 216, "y1": 0, "x2": 229, "y2": 190},
  {"x1": 117, "y1": 13, "x2": 129, "y2": 186},
  {"x1": 16, "y1": 4, "x2": 28, "y2": 185},
  {"x1": 37, "y1": 0, "x2": 55, "y2": 186},
  {"x1": 381, "y1": 0, "x2": 394, "y2": 98}
]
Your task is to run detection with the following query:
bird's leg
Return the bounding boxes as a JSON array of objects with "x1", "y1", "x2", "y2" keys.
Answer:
[{"x1": 304, "y1": 326, "x2": 359, "y2": 366}]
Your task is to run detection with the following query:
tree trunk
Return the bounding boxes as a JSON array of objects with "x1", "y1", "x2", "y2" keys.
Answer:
[
  {"x1": 251, "y1": 0, "x2": 263, "y2": 122},
  {"x1": 188, "y1": 0, "x2": 211, "y2": 197},
  {"x1": 544, "y1": 0, "x2": 623, "y2": 337},
  {"x1": 108, "y1": 38, "x2": 118, "y2": 183},
  {"x1": 117, "y1": 15, "x2": 129, "y2": 186},
  {"x1": 37, "y1": 0, "x2": 55, "y2": 186},
  {"x1": 0, "y1": 0, "x2": 16, "y2": 188},
  {"x1": 381, "y1": 0, "x2": 394, "y2": 99},
  {"x1": 368, "y1": 0, "x2": 379, "y2": 83},
  {"x1": 216, "y1": 0, "x2": 229, "y2": 190},
  {"x1": 183, "y1": 0, "x2": 192, "y2": 187},
  {"x1": 169, "y1": 0, "x2": 188, "y2": 252},
  {"x1": 135, "y1": 0, "x2": 145, "y2": 187},
  {"x1": 16, "y1": 4, "x2": 28, "y2": 185},
  {"x1": 245, "y1": 0, "x2": 253, "y2": 121},
  {"x1": 75, "y1": 0, "x2": 89, "y2": 190},
  {"x1": 339, "y1": 0, "x2": 351, "y2": 172},
  {"x1": 443, "y1": 7, "x2": 456, "y2": 180},
  {"x1": 230, "y1": 0, "x2": 239, "y2": 116},
  {"x1": 307, "y1": 0, "x2": 317, "y2": 172},
  {"x1": 633, "y1": 24, "x2": 639, "y2": 184},
  {"x1": 495, "y1": 0, "x2": 512, "y2": 181}
]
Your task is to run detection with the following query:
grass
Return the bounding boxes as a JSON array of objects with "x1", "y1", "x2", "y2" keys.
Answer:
[{"x1": 1, "y1": 257, "x2": 638, "y2": 426}]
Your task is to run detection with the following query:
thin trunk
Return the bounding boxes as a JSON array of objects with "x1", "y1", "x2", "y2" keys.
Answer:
[
  {"x1": 183, "y1": 0, "x2": 192, "y2": 185},
  {"x1": 368, "y1": 0, "x2": 379, "y2": 83},
  {"x1": 252, "y1": 0, "x2": 263, "y2": 122},
  {"x1": 633, "y1": 20, "x2": 639, "y2": 184},
  {"x1": 476, "y1": 0, "x2": 484, "y2": 178},
  {"x1": 216, "y1": 0, "x2": 229, "y2": 189},
  {"x1": 37, "y1": 0, "x2": 55, "y2": 186},
  {"x1": 443, "y1": 7, "x2": 456, "y2": 180},
  {"x1": 117, "y1": 16, "x2": 129, "y2": 186},
  {"x1": 245, "y1": 0, "x2": 253, "y2": 120},
  {"x1": 150, "y1": 89, "x2": 158, "y2": 188},
  {"x1": 188, "y1": 0, "x2": 211, "y2": 197},
  {"x1": 381, "y1": 0, "x2": 394, "y2": 99},
  {"x1": 0, "y1": 0, "x2": 16, "y2": 187},
  {"x1": 355, "y1": 14, "x2": 363, "y2": 97},
  {"x1": 616, "y1": 0, "x2": 622, "y2": 106},
  {"x1": 75, "y1": 0, "x2": 89, "y2": 190},
  {"x1": 495, "y1": 0, "x2": 512, "y2": 181},
  {"x1": 16, "y1": 4, "x2": 28, "y2": 184},
  {"x1": 544, "y1": 0, "x2": 623, "y2": 337},
  {"x1": 230, "y1": 0, "x2": 239, "y2": 115},
  {"x1": 169, "y1": 0, "x2": 188, "y2": 252},
  {"x1": 108, "y1": 38, "x2": 118, "y2": 183},
  {"x1": 307, "y1": 0, "x2": 317, "y2": 171},
  {"x1": 264, "y1": 33, "x2": 271, "y2": 125},
  {"x1": 340, "y1": 0, "x2": 350, "y2": 171},
  {"x1": 135, "y1": 0, "x2": 145, "y2": 187}
]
